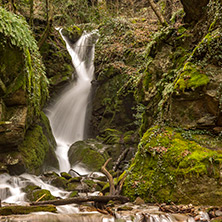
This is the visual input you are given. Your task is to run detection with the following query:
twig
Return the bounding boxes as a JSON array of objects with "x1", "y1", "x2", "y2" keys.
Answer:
[{"x1": 35, "y1": 194, "x2": 46, "y2": 203}]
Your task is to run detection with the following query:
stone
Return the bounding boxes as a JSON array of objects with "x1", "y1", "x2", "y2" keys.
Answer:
[
  {"x1": 60, "y1": 172, "x2": 72, "y2": 180},
  {"x1": 0, "y1": 106, "x2": 28, "y2": 152},
  {"x1": 215, "y1": 211, "x2": 222, "y2": 217},
  {"x1": 134, "y1": 197, "x2": 145, "y2": 205},
  {"x1": 51, "y1": 177, "x2": 68, "y2": 189},
  {"x1": 68, "y1": 139, "x2": 109, "y2": 172}
]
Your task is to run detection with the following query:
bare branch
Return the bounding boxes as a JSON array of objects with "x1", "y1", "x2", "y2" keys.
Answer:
[{"x1": 101, "y1": 158, "x2": 116, "y2": 195}]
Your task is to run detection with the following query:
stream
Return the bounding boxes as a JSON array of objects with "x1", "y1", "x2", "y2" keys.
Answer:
[{"x1": 0, "y1": 29, "x2": 211, "y2": 222}]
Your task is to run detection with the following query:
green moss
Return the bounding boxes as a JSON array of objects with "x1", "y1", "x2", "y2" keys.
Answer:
[
  {"x1": 123, "y1": 126, "x2": 222, "y2": 204},
  {"x1": 68, "y1": 140, "x2": 108, "y2": 172},
  {"x1": 83, "y1": 179, "x2": 96, "y2": 189},
  {"x1": 0, "y1": 205, "x2": 56, "y2": 215},
  {"x1": 211, "y1": 219, "x2": 222, "y2": 222},
  {"x1": 32, "y1": 189, "x2": 56, "y2": 202},
  {"x1": 60, "y1": 172, "x2": 72, "y2": 180},
  {"x1": 61, "y1": 25, "x2": 82, "y2": 43},
  {"x1": 97, "y1": 128, "x2": 122, "y2": 144},
  {"x1": 69, "y1": 191, "x2": 78, "y2": 197},
  {"x1": 175, "y1": 62, "x2": 210, "y2": 91},
  {"x1": 51, "y1": 177, "x2": 68, "y2": 189},
  {"x1": 145, "y1": 27, "x2": 174, "y2": 58},
  {"x1": 68, "y1": 177, "x2": 81, "y2": 182},
  {"x1": 18, "y1": 125, "x2": 50, "y2": 173},
  {"x1": 66, "y1": 182, "x2": 78, "y2": 191}
]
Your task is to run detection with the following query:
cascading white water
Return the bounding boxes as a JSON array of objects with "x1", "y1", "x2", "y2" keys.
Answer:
[
  {"x1": 48, "y1": 29, "x2": 99, "y2": 172},
  {"x1": 0, "y1": 30, "x2": 99, "y2": 208}
]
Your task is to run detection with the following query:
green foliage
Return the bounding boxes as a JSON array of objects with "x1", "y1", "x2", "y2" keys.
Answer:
[
  {"x1": 174, "y1": 62, "x2": 210, "y2": 91},
  {"x1": 53, "y1": 0, "x2": 101, "y2": 26},
  {"x1": 0, "y1": 7, "x2": 49, "y2": 116},
  {"x1": 0, "y1": 7, "x2": 37, "y2": 51}
]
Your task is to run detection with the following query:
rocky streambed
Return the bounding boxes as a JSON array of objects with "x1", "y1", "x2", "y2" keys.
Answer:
[{"x1": 1, "y1": 170, "x2": 222, "y2": 222}]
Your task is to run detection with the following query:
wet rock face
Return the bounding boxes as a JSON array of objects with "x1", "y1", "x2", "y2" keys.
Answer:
[
  {"x1": 0, "y1": 112, "x2": 58, "y2": 175},
  {"x1": 171, "y1": 66, "x2": 222, "y2": 130},
  {"x1": 0, "y1": 43, "x2": 29, "y2": 152},
  {"x1": 0, "y1": 107, "x2": 27, "y2": 152}
]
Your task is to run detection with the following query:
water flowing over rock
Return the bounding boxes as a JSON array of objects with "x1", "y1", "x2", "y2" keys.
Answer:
[{"x1": 47, "y1": 29, "x2": 99, "y2": 172}]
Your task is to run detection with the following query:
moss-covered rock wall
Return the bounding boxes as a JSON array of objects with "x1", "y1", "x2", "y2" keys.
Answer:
[
  {"x1": 0, "y1": 7, "x2": 58, "y2": 174},
  {"x1": 121, "y1": 0, "x2": 222, "y2": 205}
]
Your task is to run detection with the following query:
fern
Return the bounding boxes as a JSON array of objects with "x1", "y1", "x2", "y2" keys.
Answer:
[{"x1": 0, "y1": 7, "x2": 49, "y2": 116}]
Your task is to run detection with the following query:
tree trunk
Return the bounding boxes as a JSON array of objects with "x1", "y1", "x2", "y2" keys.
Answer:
[
  {"x1": 38, "y1": 0, "x2": 53, "y2": 49},
  {"x1": 147, "y1": 0, "x2": 167, "y2": 26},
  {"x1": 31, "y1": 195, "x2": 129, "y2": 206},
  {"x1": 9, "y1": 0, "x2": 16, "y2": 13},
  {"x1": 29, "y1": 0, "x2": 34, "y2": 27}
]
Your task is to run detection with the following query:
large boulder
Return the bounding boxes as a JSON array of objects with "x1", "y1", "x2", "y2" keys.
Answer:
[
  {"x1": 68, "y1": 139, "x2": 109, "y2": 172},
  {"x1": 123, "y1": 125, "x2": 222, "y2": 205}
]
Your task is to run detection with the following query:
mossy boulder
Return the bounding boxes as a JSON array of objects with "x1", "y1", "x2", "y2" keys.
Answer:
[
  {"x1": 68, "y1": 139, "x2": 109, "y2": 172},
  {"x1": 60, "y1": 172, "x2": 72, "y2": 180},
  {"x1": 24, "y1": 185, "x2": 56, "y2": 202},
  {"x1": 16, "y1": 111, "x2": 58, "y2": 174},
  {"x1": 51, "y1": 176, "x2": 68, "y2": 189},
  {"x1": 0, "y1": 112, "x2": 58, "y2": 175},
  {"x1": 17, "y1": 125, "x2": 52, "y2": 174},
  {"x1": 123, "y1": 125, "x2": 222, "y2": 205}
]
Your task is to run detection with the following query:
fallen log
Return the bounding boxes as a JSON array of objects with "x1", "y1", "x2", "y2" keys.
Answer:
[
  {"x1": 0, "y1": 205, "x2": 56, "y2": 216},
  {"x1": 31, "y1": 195, "x2": 129, "y2": 206}
]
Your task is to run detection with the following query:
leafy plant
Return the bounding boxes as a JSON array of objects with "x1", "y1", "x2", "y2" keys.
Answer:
[{"x1": 0, "y1": 7, "x2": 49, "y2": 116}]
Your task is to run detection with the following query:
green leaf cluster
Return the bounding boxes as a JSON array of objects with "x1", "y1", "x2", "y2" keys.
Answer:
[{"x1": 0, "y1": 7, "x2": 49, "y2": 116}]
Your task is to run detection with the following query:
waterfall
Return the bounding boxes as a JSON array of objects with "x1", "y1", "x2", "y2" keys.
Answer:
[
  {"x1": 0, "y1": 29, "x2": 99, "y2": 207},
  {"x1": 48, "y1": 29, "x2": 99, "y2": 172}
]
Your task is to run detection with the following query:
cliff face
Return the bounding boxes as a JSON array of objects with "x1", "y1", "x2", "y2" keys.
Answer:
[
  {"x1": 90, "y1": 0, "x2": 222, "y2": 204},
  {"x1": 122, "y1": 1, "x2": 222, "y2": 204},
  {"x1": 0, "y1": 7, "x2": 58, "y2": 174}
]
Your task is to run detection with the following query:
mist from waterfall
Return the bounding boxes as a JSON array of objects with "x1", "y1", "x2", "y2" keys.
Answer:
[{"x1": 48, "y1": 29, "x2": 99, "y2": 172}]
